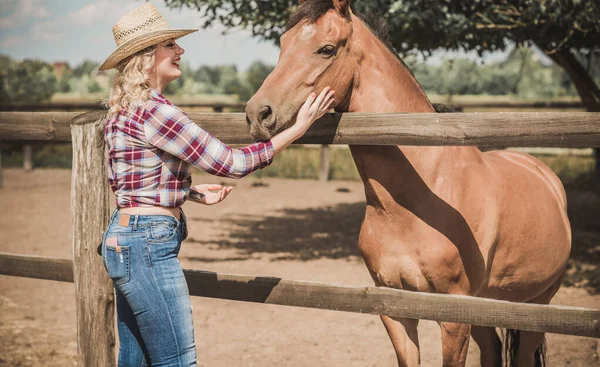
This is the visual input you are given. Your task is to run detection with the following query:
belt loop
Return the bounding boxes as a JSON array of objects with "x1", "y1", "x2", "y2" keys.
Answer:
[{"x1": 133, "y1": 215, "x2": 139, "y2": 231}]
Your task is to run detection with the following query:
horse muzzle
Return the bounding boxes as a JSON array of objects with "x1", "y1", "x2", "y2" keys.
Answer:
[{"x1": 245, "y1": 100, "x2": 278, "y2": 140}]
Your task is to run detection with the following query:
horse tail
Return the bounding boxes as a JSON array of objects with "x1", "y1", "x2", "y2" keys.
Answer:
[{"x1": 502, "y1": 329, "x2": 547, "y2": 367}]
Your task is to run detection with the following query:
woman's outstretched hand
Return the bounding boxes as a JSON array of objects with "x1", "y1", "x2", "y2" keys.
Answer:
[
  {"x1": 188, "y1": 184, "x2": 233, "y2": 205},
  {"x1": 293, "y1": 86, "x2": 335, "y2": 136}
]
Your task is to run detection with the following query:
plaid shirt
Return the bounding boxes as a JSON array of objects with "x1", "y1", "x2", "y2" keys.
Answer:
[{"x1": 105, "y1": 90, "x2": 274, "y2": 208}]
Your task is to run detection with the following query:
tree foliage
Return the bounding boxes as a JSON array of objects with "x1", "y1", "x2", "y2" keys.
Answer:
[
  {"x1": 164, "y1": 0, "x2": 598, "y2": 54},
  {"x1": 163, "y1": 0, "x2": 600, "y2": 110},
  {"x1": 0, "y1": 57, "x2": 57, "y2": 103}
]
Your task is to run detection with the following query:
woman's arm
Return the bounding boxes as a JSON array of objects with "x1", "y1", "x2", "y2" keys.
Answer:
[
  {"x1": 143, "y1": 87, "x2": 334, "y2": 178},
  {"x1": 144, "y1": 104, "x2": 273, "y2": 179}
]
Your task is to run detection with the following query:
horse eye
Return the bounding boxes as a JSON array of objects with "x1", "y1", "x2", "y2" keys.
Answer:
[{"x1": 317, "y1": 45, "x2": 336, "y2": 57}]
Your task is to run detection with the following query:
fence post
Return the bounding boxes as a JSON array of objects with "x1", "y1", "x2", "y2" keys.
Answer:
[
  {"x1": 319, "y1": 144, "x2": 330, "y2": 181},
  {"x1": 23, "y1": 144, "x2": 32, "y2": 171},
  {"x1": 70, "y1": 111, "x2": 115, "y2": 367}
]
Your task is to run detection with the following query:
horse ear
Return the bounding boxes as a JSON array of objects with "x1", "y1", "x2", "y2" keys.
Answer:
[{"x1": 333, "y1": 0, "x2": 350, "y2": 15}]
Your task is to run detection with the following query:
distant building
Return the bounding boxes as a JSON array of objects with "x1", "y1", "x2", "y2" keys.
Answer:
[{"x1": 52, "y1": 62, "x2": 71, "y2": 78}]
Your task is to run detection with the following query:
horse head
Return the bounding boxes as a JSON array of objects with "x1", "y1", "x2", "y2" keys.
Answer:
[{"x1": 245, "y1": 0, "x2": 356, "y2": 140}]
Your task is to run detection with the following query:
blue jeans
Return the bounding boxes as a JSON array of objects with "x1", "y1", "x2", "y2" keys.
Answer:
[{"x1": 101, "y1": 209, "x2": 195, "y2": 367}]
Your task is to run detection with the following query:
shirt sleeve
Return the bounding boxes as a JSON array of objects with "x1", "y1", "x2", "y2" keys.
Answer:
[{"x1": 143, "y1": 103, "x2": 274, "y2": 179}]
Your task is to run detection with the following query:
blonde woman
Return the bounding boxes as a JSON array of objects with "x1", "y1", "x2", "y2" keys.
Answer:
[{"x1": 99, "y1": 4, "x2": 334, "y2": 366}]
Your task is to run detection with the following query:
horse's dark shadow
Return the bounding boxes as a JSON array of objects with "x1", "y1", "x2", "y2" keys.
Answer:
[
  {"x1": 185, "y1": 202, "x2": 365, "y2": 261},
  {"x1": 564, "y1": 189, "x2": 600, "y2": 294}
]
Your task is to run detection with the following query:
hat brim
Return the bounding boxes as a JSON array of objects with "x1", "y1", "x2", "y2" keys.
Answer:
[{"x1": 99, "y1": 29, "x2": 197, "y2": 71}]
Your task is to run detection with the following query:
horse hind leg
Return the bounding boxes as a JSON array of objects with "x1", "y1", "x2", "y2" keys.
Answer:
[
  {"x1": 502, "y1": 329, "x2": 546, "y2": 367},
  {"x1": 503, "y1": 274, "x2": 564, "y2": 366},
  {"x1": 380, "y1": 315, "x2": 420, "y2": 366},
  {"x1": 471, "y1": 326, "x2": 502, "y2": 367},
  {"x1": 440, "y1": 322, "x2": 471, "y2": 367}
]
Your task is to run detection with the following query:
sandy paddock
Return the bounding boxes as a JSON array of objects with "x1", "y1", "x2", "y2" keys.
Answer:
[{"x1": 0, "y1": 168, "x2": 598, "y2": 366}]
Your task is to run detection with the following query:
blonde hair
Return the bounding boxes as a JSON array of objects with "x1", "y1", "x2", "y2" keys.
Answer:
[{"x1": 106, "y1": 45, "x2": 157, "y2": 116}]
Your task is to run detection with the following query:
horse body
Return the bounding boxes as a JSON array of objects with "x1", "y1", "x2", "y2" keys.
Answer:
[{"x1": 246, "y1": 1, "x2": 570, "y2": 365}]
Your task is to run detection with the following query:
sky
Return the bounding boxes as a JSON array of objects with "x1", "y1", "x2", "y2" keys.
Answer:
[
  {"x1": 0, "y1": 0, "x2": 282, "y2": 71},
  {"x1": 0, "y1": 0, "x2": 519, "y2": 71}
]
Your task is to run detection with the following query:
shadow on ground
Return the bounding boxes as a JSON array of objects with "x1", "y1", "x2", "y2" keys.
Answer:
[
  {"x1": 186, "y1": 202, "x2": 365, "y2": 261},
  {"x1": 564, "y1": 189, "x2": 600, "y2": 294}
]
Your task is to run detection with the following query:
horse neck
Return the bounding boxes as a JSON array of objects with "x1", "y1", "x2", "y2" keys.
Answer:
[{"x1": 346, "y1": 15, "x2": 479, "y2": 208}]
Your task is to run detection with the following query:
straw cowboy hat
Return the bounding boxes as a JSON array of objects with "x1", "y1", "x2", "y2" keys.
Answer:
[{"x1": 99, "y1": 4, "x2": 197, "y2": 71}]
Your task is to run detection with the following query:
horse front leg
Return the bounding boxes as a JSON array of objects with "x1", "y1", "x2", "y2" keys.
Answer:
[
  {"x1": 440, "y1": 322, "x2": 471, "y2": 367},
  {"x1": 380, "y1": 315, "x2": 420, "y2": 366}
]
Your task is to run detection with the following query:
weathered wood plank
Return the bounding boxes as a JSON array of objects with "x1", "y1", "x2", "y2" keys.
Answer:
[
  {"x1": 0, "y1": 252, "x2": 73, "y2": 282},
  {"x1": 23, "y1": 144, "x2": 32, "y2": 171},
  {"x1": 0, "y1": 112, "x2": 77, "y2": 142},
  {"x1": 319, "y1": 144, "x2": 330, "y2": 181},
  {"x1": 70, "y1": 113, "x2": 115, "y2": 367},
  {"x1": 1, "y1": 253, "x2": 598, "y2": 338},
  {"x1": 2, "y1": 111, "x2": 599, "y2": 147},
  {"x1": 185, "y1": 270, "x2": 600, "y2": 338}
]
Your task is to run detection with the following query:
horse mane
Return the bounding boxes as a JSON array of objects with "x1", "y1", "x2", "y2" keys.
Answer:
[{"x1": 286, "y1": 0, "x2": 393, "y2": 50}]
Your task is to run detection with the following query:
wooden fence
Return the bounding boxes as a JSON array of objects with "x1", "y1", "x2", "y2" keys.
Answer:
[
  {"x1": 1, "y1": 110, "x2": 600, "y2": 366},
  {"x1": 0, "y1": 99, "x2": 586, "y2": 180}
]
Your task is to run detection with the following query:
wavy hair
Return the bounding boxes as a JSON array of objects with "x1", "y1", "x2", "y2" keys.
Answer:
[{"x1": 105, "y1": 45, "x2": 157, "y2": 116}]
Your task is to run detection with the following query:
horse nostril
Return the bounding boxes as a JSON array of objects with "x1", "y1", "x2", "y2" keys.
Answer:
[
  {"x1": 258, "y1": 106, "x2": 272, "y2": 124},
  {"x1": 257, "y1": 105, "x2": 276, "y2": 129},
  {"x1": 246, "y1": 115, "x2": 251, "y2": 126}
]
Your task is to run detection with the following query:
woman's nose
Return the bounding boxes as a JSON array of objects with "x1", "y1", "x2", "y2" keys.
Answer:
[{"x1": 178, "y1": 46, "x2": 185, "y2": 55}]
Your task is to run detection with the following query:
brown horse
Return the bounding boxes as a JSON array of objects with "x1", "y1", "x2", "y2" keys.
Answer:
[{"x1": 245, "y1": 0, "x2": 571, "y2": 365}]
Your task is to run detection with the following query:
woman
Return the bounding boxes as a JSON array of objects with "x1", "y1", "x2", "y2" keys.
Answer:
[{"x1": 99, "y1": 4, "x2": 335, "y2": 366}]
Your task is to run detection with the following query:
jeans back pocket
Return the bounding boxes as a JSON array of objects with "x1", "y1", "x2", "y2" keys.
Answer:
[{"x1": 105, "y1": 241, "x2": 130, "y2": 285}]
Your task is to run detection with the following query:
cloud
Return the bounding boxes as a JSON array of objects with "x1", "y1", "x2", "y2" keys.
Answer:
[
  {"x1": 0, "y1": 34, "x2": 25, "y2": 48},
  {"x1": 0, "y1": 0, "x2": 51, "y2": 29},
  {"x1": 66, "y1": 0, "x2": 139, "y2": 27}
]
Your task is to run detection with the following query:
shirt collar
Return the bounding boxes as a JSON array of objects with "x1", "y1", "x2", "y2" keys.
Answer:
[{"x1": 150, "y1": 89, "x2": 173, "y2": 106}]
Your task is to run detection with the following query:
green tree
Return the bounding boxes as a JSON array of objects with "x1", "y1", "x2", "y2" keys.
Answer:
[
  {"x1": 195, "y1": 65, "x2": 222, "y2": 86},
  {"x1": 163, "y1": 0, "x2": 599, "y2": 109},
  {"x1": 0, "y1": 55, "x2": 15, "y2": 101},
  {"x1": 245, "y1": 60, "x2": 274, "y2": 94},
  {"x1": 72, "y1": 60, "x2": 99, "y2": 77},
  {"x1": 218, "y1": 65, "x2": 252, "y2": 100},
  {"x1": 57, "y1": 69, "x2": 73, "y2": 93},
  {"x1": 1, "y1": 58, "x2": 57, "y2": 103}
]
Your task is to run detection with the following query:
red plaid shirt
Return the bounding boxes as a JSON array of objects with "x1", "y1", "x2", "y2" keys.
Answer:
[{"x1": 105, "y1": 90, "x2": 274, "y2": 208}]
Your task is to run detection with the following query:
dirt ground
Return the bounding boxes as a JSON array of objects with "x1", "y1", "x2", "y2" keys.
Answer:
[{"x1": 0, "y1": 168, "x2": 598, "y2": 366}]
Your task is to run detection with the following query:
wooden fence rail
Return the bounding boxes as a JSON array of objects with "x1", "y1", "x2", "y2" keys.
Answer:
[
  {"x1": 1, "y1": 252, "x2": 598, "y2": 339},
  {"x1": 1, "y1": 111, "x2": 600, "y2": 147}
]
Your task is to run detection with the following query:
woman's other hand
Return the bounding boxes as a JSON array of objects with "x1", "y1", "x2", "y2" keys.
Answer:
[
  {"x1": 188, "y1": 184, "x2": 233, "y2": 205},
  {"x1": 293, "y1": 86, "x2": 335, "y2": 136}
]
